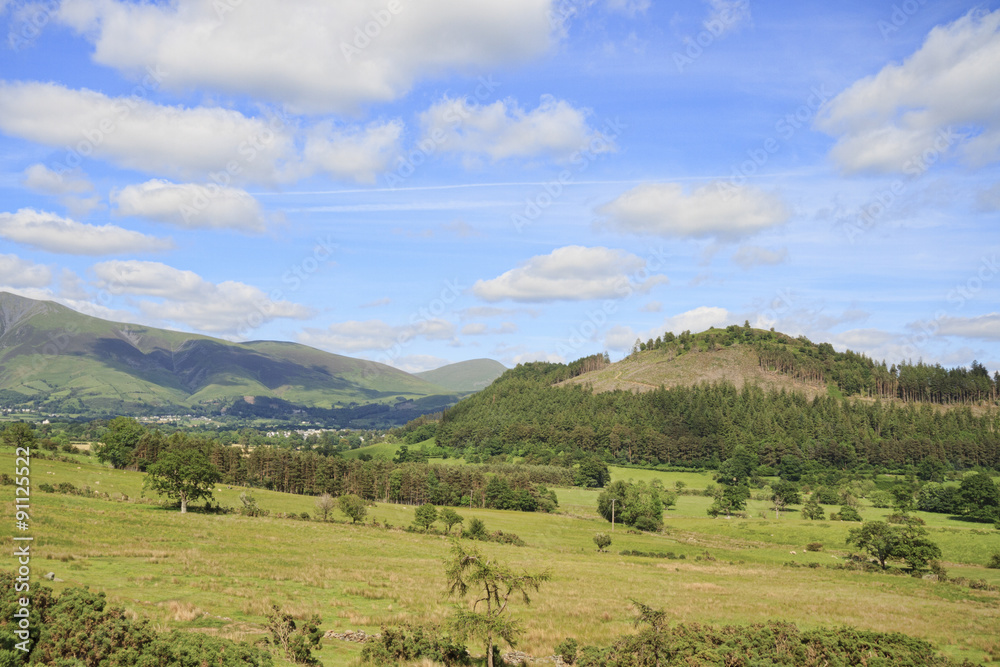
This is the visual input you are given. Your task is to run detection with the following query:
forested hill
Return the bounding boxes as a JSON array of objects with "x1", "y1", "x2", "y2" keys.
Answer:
[{"x1": 434, "y1": 326, "x2": 1000, "y2": 470}]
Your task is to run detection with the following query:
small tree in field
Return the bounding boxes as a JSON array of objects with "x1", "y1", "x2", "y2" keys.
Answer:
[
  {"x1": 440, "y1": 507, "x2": 464, "y2": 535},
  {"x1": 414, "y1": 503, "x2": 439, "y2": 531},
  {"x1": 2, "y1": 422, "x2": 35, "y2": 449},
  {"x1": 593, "y1": 533, "x2": 612, "y2": 552},
  {"x1": 314, "y1": 493, "x2": 336, "y2": 521},
  {"x1": 445, "y1": 541, "x2": 550, "y2": 667},
  {"x1": 802, "y1": 496, "x2": 825, "y2": 520},
  {"x1": 143, "y1": 448, "x2": 220, "y2": 513},
  {"x1": 338, "y1": 494, "x2": 367, "y2": 523}
]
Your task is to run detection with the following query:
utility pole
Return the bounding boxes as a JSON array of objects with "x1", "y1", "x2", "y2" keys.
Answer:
[{"x1": 611, "y1": 498, "x2": 616, "y2": 532}]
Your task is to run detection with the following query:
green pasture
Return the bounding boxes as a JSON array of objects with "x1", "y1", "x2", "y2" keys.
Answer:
[{"x1": 3, "y1": 450, "x2": 999, "y2": 666}]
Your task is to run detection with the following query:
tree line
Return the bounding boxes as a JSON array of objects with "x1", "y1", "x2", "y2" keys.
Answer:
[
  {"x1": 84, "y1": 417, "x2": 568, "y2": 513},
  {"x1": 633, "y1": 322, "x2": 998, "y2": 405},
  {"x1": 436, "y1": 368, "x2": 1000, "y2": 469}
]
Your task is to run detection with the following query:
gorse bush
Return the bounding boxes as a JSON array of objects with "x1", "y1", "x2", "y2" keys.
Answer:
[
  {"x1": 360, "y1": 624, "x2": 470, "y2": 665},
  {"x1": 0, "y1": 571, "x2": 272, "y2": 666}
]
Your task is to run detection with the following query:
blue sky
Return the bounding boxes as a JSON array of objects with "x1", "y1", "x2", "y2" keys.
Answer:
[{"x1": 1, "y1": 0, "x2": 998, "y2": 374}]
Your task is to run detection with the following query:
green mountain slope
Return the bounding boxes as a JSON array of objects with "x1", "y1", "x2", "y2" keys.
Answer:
[
  {"x1": 415, "y1": 358, "x2": 507, "y2": 393},
  {"x1": 0, "y1": 292, "x2": 453, "y2": 413}
]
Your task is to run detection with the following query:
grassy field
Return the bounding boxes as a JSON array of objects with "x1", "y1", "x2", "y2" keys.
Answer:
[{"x1": 4, "y1": 450, "x2": 1000, "y2": 666}]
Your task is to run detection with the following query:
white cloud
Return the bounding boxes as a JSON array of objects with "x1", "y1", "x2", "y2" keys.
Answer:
[
  {"x1": 0, "y1": 254, "x2": 51, "y2": 287},
  {"x1": 0, "y1": 208, "x2": 171, "y2": 255},
  {"x1": 934, "y1": 313, "x2": 1000, "y2": 341},
  {"x1": 604, "y1": 324, "x2": 638, "y2": 351},
  {"x1": 0, "y1": 81, "x2": 296, "y2": 185},
  {"x1": 597, "y1": 182, "x2": 789, "y2": 240},
  {"x1": 56, "y1": 0, "x2": 555, "y2": 114},
  {"x1": 303, "y1": 121, "x2": 403, "y2": 184},
  {"x1": 512, "y1": 350, "x2": 565, "y2": 364},
  {"x1": 664, "y1": 306, "x2": 731, "y2": 334},
  {"x1": 420, "y1": 95, "x2": 614, "y2": 163},
  {"x1": 22, "y1": 163, "x2": 93, "y2": 195},
  {"x1": 111, "y1": 180, "x2": 267, "y2": 233},
  {"x1": 817, "y1": 8, "x2": 1000, "y2": 173},
  {"x1": 640, "y1": 301, "x2": 662, "y2": 313},
  {"x1": 472, "y1": 245, "x2": 668, "y2": 302},
  {"x1": 92, "y1": 260, "x2": 313, "y2": 334},
  {"x1": 298, "y1": 318, "x2": 456, "y2": 352},
  {"x1": 731, "y1": 245, "x2": 788, "y2": 269}
]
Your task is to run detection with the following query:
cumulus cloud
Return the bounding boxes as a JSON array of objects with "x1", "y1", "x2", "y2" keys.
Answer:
[
  {"x1": 731, "y1": 245, "x2": 788, "y2": 269},
  {"x1": 604, "y1": 306, "x2": 732, "y2": 352},
  {"x1": 303, "y1": 121, "x2": 403, "y2": 183},
  {"x1": 56, "y1": 0, "x2": 555, "y2": 114},
  {"x1": 0, "y1": 208, "x2": 171, "y2": 255},
  {"x1": 298, "y1": 318, "x2": 457, "y2": 353},
  {"x1": 0, "y1": 81, "x2": 297, "y2": 185},
  {"x1": 0, "y1": 254, "x2": 51, "y2": 288},
  {"x1": 817, "y1": 8, "x2": 1000, "y2": 173},
  {"x1": 472, "y1": 246, "x2": 668, "y2": 302},
  {"x1": 420, "y1": 95, "x2": 614, "y2": 163},
  {"x1": 22, "y1": 163, "x2": 93, "y2": 195},
  {"x1": 111, "y1": 180, "x2": 267, "y2": 233},
  {"x1": 597, "y1": 182, "x2": 789, "y2": 240},
  {"x1": 933, "y1": 313, "x2": 1000, "y2": 341},
  {"x1": 92, "y1": 260, "x2": 313, "y2": 334}
]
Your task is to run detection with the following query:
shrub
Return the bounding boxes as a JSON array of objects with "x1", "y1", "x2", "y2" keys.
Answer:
[
  {"x1": 593, "y1": 533, "x2": 612, "y2": 552},
  {"x1": 805, "y1": 542, "x2": 823, "y2": 552},
  {"x1": 38, "y1": 483, "x2": 55, "y2": 493},
  {"x1": 987, "y1": 552, "x2": 1000, "y2": 569},
  {"x1": 555, "y1": 638, "x2": 578, "y2": 665},
  {"x1": 360, "y1": 624, "x2": 470, "y2": 665},
  {"x1": 834, "y1": 505, "x2": 862, "y2": 522}
]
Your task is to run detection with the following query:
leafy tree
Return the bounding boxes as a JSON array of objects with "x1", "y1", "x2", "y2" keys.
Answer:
[
  {"x1": 265, "y1": 605, "x2": 323, "y2": 664},
  {"x1": 801, "y1": 496, "x2": 825, "y2": 520},
  {"x1": 770, "y1": 481, "x2": 801, "y2": 516},
  {"x1": 314, "y1": 493, "x2": 336, "y2": 521},
  {"x1": 574, "y1": 456, "x2": 609, "y2": 488},
  {"x1": 464, "y1": 517, "x2": 488, "y2": 540},
  {"x1": 338, "y1": 494, "x2": 367, "y2": 523},
  {"x1": 593, "y1": 533, "x2": 611, "y2": 552},
  {"x1": 778, "y1": 454, "x2": 803, "y2": 482},
  {"x1": 445, "y1": 541, "x2": 550, "y2": 667},
  {"x1": 707, "y1": 483, "x2": 750, "y2": 517},
  {"x1": 890, "y1": 483, "x2": 918, "y2": 514},
  {"x1": 959, "y1": 472, "x2": 1000, "y2": 522},
  {"x1": 597, "y1": 480, "x2": 664, "y2": 530},
  {"x1": 847, "y1": 521, "x2": 941, "y2": 570},
  {"x1": 836, "y1": 505, "x2": 862, "y2": 522},
  {"x1": 414, "y1": 503, "x2": 439, "y2": 531},
  {"x1": 143, "y1": 447, "x2": 220, "y2": 513},
  {"x1": 1, "y1": 422, "x2": 35, "y2": 449},
  {"x1": 440, "y1": 508, "x2": 464, "y2": 535},
  {"x1": 96, "y1": 416, "x2": 145, "y2": 469}
]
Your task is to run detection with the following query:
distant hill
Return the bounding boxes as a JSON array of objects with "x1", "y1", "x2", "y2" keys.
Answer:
[
  {"x1": 434, "y1": 327, "x2": 1000, "y2": 469},
  {"x1": 0, "y1": 292, "x2": 454, "y2": 418},
  {"x1": 415, "y1": 358, "x2": 507, "y2": 393}
]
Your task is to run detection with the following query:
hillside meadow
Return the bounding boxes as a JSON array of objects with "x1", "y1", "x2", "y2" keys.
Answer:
[{"x1": 4, "y1": 450, "x2": 1000, "y2": 666}]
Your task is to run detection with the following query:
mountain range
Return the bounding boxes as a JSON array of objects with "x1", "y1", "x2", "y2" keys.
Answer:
[{"x1": 0, "y1": 292, "x2": 505, "y2": 419}]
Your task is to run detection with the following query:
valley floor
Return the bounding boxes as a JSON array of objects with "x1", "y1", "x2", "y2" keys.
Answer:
[{"x1": 4, "y1": 453, "x2": 1000, "y2": 666}]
